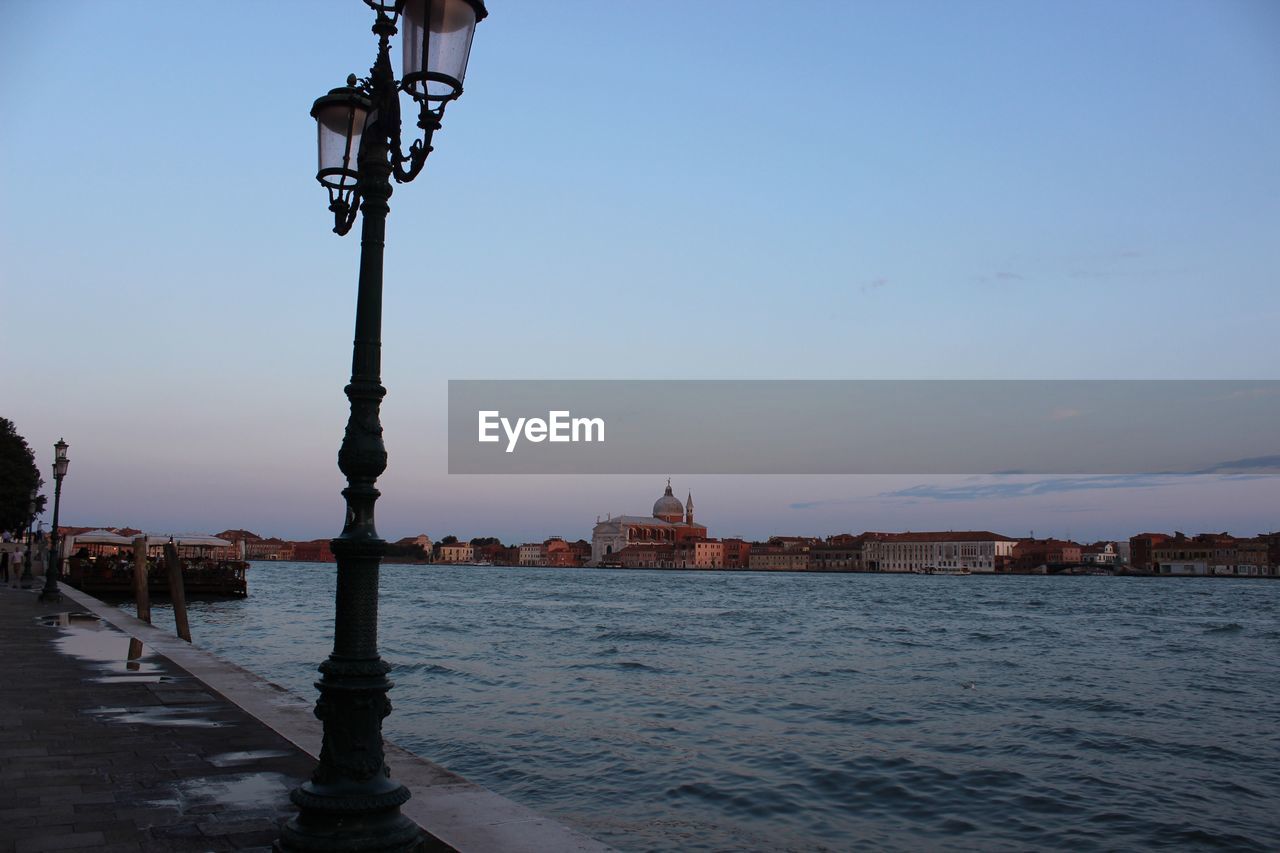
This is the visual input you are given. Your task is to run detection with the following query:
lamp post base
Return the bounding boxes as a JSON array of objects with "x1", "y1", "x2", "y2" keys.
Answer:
[
  {"x1": 275, "y1": 793, "x2": 421, "y2": 852},
  {"x1": 39, "y1": 587, "x2": 62, "y2": 603}
]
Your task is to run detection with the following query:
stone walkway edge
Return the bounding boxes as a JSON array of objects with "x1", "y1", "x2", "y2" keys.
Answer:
[{"x1": 58, "y1": 583, "x2": 612, "y2": 853}]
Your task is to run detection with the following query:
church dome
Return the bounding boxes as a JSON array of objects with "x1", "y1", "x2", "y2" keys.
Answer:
[{"x1": 653, "y1": 480, "x2": 684, "y2": 522}]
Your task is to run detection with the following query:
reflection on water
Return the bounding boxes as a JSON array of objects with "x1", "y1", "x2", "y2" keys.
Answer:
[
  {"x1": 132, "y1": 564, "x2": 1280, "y2": 852},
  {"x1": 206, "y1": 749, "x2": 293, "y2": 768},
  {"x1": 85, "y1": 705, "x2": 227, "y2": 728},
  {"x1": 142, "y1": 771, "x2": 295, "y2": 812},
  {"x1": 40, "y1": 611, "x2": 167, "y2": 684}
]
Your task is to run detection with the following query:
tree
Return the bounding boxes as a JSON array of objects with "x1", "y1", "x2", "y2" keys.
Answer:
[
  {"x1": 0, "y1": 418, "x2": 44, "y2": 534},
  {"x1": 439, "y1": 535, "x2": 458, "y2": 545}
]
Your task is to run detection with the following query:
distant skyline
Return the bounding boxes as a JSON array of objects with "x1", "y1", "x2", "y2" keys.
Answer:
[{"x1": 3, "y1": 2, "x2": 1278, "y2": 543}]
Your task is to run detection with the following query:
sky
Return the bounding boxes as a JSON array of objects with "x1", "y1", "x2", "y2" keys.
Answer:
[{"x1": 2, "y1": 1, "x2": 1278, "y2": 543}]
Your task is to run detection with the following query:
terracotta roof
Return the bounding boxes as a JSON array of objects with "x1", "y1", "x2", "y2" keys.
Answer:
[{"x1": 881, "y1": 531, "x2": 1016, "y2": 542}]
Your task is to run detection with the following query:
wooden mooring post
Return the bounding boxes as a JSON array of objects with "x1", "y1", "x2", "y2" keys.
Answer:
[
  {"x1": 128, "y1": 536, "x2": 150, "y2": 669},
  {"x1": 132, "y1": 535, "x2": 150, "y2": 624},
  {"x1": 164, "y1": 541, "x2": 192, "y2": 643}
]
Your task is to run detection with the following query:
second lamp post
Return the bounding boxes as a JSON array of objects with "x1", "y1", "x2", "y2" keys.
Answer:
[
  {"x1": 39, "y1": 439, "x2": 69, "y2": 603},
  {"x1": 279, "y1": 1, "x2": 486, "y2": 850}
]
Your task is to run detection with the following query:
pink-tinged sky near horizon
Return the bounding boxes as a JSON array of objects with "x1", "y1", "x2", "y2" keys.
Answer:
[{"x1": 2, "y1": 1, "x2": 1278, "y2": 543}]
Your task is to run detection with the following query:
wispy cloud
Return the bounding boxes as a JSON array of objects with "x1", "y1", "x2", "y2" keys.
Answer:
[
  {"x1": 859, "y1": 277, "x2": 890, "y2": 293},
  {"x1": 787, "y1": 467, "x2": 1280, "y2": 510},
  {"x1": 876, "y1": 475, "x2": 1172, "y2": 502},
  {"x1": 975, "y1": 270, "x2": 1026, "y2": 284},
  {"x1": 1190, "y1": 455, "x2": 1280, "y2": 474}
]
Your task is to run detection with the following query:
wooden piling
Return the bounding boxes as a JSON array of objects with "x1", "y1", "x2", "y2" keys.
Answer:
[
  {"x1": 164, "y1": 542, "x2": 192, "y2": 643},
  {"x1": 132, "y1": 536, "x2": 151, "y2": 625}
]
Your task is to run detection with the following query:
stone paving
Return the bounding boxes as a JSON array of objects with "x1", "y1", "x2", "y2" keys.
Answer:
[
  {"x1": 0, "y1": 582, "x2": 320, "y2": 852},
  {"x1": 0, "y1": 577, "x2": 612, "y2": 853}
]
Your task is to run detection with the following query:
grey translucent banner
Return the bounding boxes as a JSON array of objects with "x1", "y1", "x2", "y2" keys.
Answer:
[{"x1": 447, "y1": 380, "x2": 1280, "y2": 475}]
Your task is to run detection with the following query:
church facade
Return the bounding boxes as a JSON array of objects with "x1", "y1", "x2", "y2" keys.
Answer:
[{"x1": 590, "y1": 480, "x2": 707, "y2": 566}]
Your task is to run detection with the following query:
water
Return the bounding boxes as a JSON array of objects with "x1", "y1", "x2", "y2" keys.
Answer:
[{"x1": 131, "y1": 563, "x2": 1280, "y2": 851}]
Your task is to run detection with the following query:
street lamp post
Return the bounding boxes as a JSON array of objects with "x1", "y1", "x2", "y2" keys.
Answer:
[
  {"x1": 40, "y1": 440, "x2": 69, "y2": 603},
  {"x1": 279, "y1": 2, "x2": 486, "y2": 850}
]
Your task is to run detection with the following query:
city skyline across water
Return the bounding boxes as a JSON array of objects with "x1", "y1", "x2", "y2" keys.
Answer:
[
  {"x1": 37, "y1": 471, "x2": 1280, "y2": 548},
  {"x1": 4, "y1": 1, "x2": 1279, "y2": 543}
]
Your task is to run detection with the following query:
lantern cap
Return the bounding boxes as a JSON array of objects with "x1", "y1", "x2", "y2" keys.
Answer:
[
  {"x1": 311, "y1": 79, "x2": 373, "y2": 120},
  {"x1": 362, "y1": 0, "x2": 486, "y2": 20}
]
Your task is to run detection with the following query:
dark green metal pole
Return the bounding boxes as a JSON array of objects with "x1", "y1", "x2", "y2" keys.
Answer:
[
  {"x1": 38, "y1": 475, "x2": 63, "y2": 602},
  {"x1": 277, "y1": 19, "x2": 418, "y2": 852}
]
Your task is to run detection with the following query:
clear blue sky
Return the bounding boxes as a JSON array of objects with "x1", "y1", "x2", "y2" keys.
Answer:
[{"x1": 3, "y1": 1, "x2": 1278, "y2": 542}]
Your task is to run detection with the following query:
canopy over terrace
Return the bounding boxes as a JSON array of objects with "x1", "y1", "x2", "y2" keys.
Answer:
[
  {"x1": 143, "y1": 533, "x2": 239, "y2": 560},
  {"x1": 64, "y1": 529, "x2": 134, "y2": 557},
  {"x1": 69, "y1": 529, "x2": 134, "y2": 546}
]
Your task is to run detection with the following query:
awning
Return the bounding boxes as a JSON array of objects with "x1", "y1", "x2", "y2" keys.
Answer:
[
  {"x1": 68, "y1": 529, "x2": 134, "y2": 546},
  {"x1": 144, "y1": 534, "x2": 234, "y2": 548}
]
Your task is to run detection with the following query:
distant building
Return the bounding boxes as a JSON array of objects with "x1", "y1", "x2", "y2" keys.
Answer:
[
  {"x1": 1154, "y1": 532, "x2": 1274, "y2": 577},
  {"x1": 568, "y1": 539, "x2": 592, "y2": 566},
  {"x1": 1152, "y1": 532, "x2": 1231, "y2": 574},
  {"x1": 748, "y1": 546, "x2": 809, "y2": 572},
  {"x1": 867, "y1": 532, "x2": 1017, "y2": 573},
  {"x1": 616, "y1": 542, "x2": 673, "y2": 569},
  {"x1": 293, "y1": 539, "x2": 335, "y2": 562},
  {"x1": 768, "y1": 536, "x2": 821, "y2": 552},
  {"x1": 590, "y1": 480, "x2": 708, "y2": 566},
  {"x1": 475, "y1": 541, "x2": 511, "y2": 564},
  {"x1": 1012, "y1": 539, "x2": 1083, "y2": 570},
  {"x1": 721, "y1": 538, "x2": 751, "y2": 569},
  {"x1": 809, "y1": 534, "x2": 874, "y2": 572},
  {"x1": 519, "y1": 543, "x2": 545, "y2": 566},
  {"x1": 1129, "y1": 533, "x2": 1169, "y2": 571},
  {"x1": 247, "y1": 538, "x2": 295, "y2": 561},
  {"x1": 674, "y1": 539, "x2": 723, "y2": 569},
  {"x1": 1081, "y1": 542, "x2": 1119, "y2": 566},
  {"x1": 435, "y1": 541, "x2": 474, "y2": 564},
  {"x1": 544, "y1": 538, "x2": 582, "y2": 567}
]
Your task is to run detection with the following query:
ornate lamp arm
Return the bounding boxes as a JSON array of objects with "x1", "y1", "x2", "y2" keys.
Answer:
[{"x1": 330, "y1": 194, "x2": 362, "y2": 236}]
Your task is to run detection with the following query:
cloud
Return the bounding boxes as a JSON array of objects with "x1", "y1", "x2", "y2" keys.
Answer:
[
  {"x1": 787, "y1": 461, "x2": 1280, "y2": 511},
  {"x1": 859, "y1": 277, "x2": 890, "y2": 293},
  {"x1": 975, "y1": 270, "x2": 1026, "y2": 284},
  {"x1": 1190, "y1": 455, "x2": 1280, "y2": 474},
  {"x1": 871, "y1": 470, "x2": 1279, "y2": 504},
  {"x1": 875, "y1": 475, "x2": 1172, "y2": 502}
]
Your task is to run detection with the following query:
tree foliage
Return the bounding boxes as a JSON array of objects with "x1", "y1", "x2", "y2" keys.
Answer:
[{"x1": 0, "y1": 418, "x2": 43, "y2": 534}]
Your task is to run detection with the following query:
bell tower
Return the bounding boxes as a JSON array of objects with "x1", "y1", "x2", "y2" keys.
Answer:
[{"x1": 686, "y1": 491, "x2": 694, "y2": 525}]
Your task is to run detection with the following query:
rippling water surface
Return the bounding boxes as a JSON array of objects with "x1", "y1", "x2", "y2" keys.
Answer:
[{"x1": 134, "y1": 564, "x2": 1280, "y2": 851}]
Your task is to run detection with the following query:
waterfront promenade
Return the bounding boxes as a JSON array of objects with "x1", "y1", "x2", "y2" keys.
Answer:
[{"x1": 0, "y1": 580, "x2": 609, "y2": 853}]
